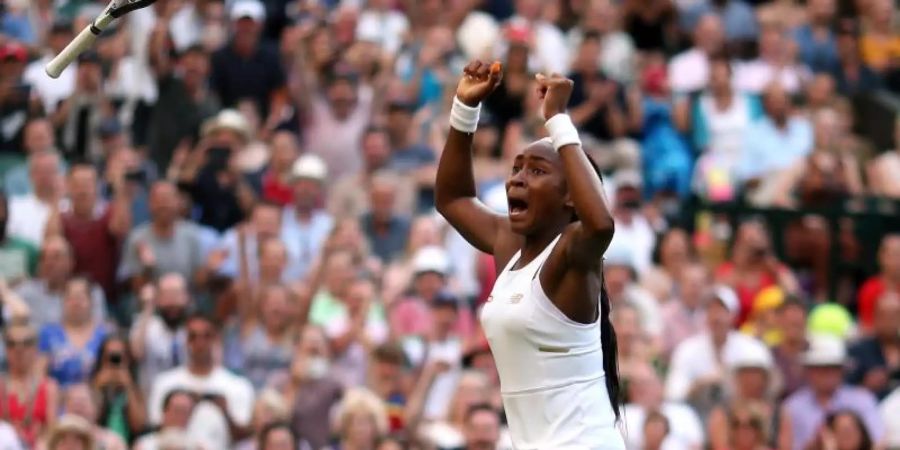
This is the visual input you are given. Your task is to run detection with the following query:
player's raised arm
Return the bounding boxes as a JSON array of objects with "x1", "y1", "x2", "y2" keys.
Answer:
[{"x1": 435, "y1": 60, "x2": 506, "y2": 255}]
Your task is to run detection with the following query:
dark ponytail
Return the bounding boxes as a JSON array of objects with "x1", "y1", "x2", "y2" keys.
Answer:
[{"x1": 600, "y1": 278, "x2": 621, "y2": 421}]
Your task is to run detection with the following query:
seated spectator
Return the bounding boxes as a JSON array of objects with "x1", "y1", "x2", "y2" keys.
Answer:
[
  {"x1": 771, "y1": 298, "x2": 811, "y2": 397},
  {"x1": 780, "y1": 335, "x2": 884, "y2": 450},
  {"x1": 847, "y1": 292, "x2": 900, "y2": 399},
  {"x1": 660, "y1": 264, "x2": 712, "y2": 358},
  {"x1": 867, "y1": 118, "x2": 900, "y2": 199},
  {"x1": 829, "y1": 20, "x2": 883, "y2": 97},
  {"x1": 667, "y1": 14, "x2": 725, "y2": 94},
  {"x1": 6, "y1": 150, "x2": 65, "y2": 247},
  {"x1": 0, "y1": 192, "x2": 38, "y2": 283},
  {"x1": 624, "y1": 363, "x2": 705, "y2": 450},
  {"x1": 0, "y1": 322, "x2": 59, "y2": 447},
  {"x1": 89, "y1": 334, "x2": 146, "y2": 443},
  {"x1": 361, "y1": 172, "x2": 412, "y2": 264},
  {"x1": 59, "y1": 384, "x2": 127, "y2": 450},
  {"x1": 38, "y1": 276, "x2": 110, "y2": 387},
  {"x1": 734, "y1": 24, "x2": 810, "y2": 95},
  {"x1": 38, "y1": 415, "x2": 96, "y2": 450},
  {"x1": 738, "y1": 84, "x2": 814, "y2": 204},
  {"x1": 132, "y1": 389, "x2": 199, "y2": 450},
  {"x1": 858, "y1": 0, "x2": 900, "y2": 74},
  {"x1": 15, "y1": 236, "x2": 107, "y2": 330},
  {"x1": 805, "y1": 411, "x2": 875, "y2": 450},
  {"x1": 280, "y1": 153, "x2": 334, "y2": 280},
  {"x1": 856, "y1": 234, "x2": 900, "y2": 331},
  {"x1": 119, "y1": 182, "x2": 206, "y2": 296},
  {"x1": 148, "y1": 313, "x2": 255, "y2": 449},
  {"x1": 327, "y1": 388, "x2": 389, "y2": 450},
  {"x1": 715, "y1": 220, "x2": 800, "y2": 325},
  {"x1": 791, "y1": 0, "x2": 839, "y2": 73}
]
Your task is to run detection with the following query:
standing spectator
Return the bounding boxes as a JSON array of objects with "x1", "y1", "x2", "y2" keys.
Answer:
[
  {"x1": 847, "y1": 293, "x2": 900, "y2": 399},
  {"x1": 15, "y1": 236, "x2": 107, "y2": 330},
  {"x1": 791, "y1": 0, "x2": 839, "y2": 72},
  {"x1": 0, "y1": 323, "x2": 59, "y2": 447},
  {"x1": 50, "y1": 162, "x2": 131, "y2": 313},
  {"x1": 780, "y1": 335, "x2": 884, "y2": 450},
  {"x1": 361, "y1": 172, "x2": 412, "y2": 263},
  {"x1": 210, "y1": 0, "x2": 285, "y2": 118},
  {"x1": 148, "y1": 313, "x2": 255, "y2": 449},
  {"x1": 667, "y1": 14, "x2": 725, "y2": 94},
  {"x1": 217, "y1": 201, "x2": 283, "y2": 283},
  {"x1": 89, "y1": 335, "x2": 147, "y2": 443},
  {"x1": 0, "y1": 43, "x2": 40, "y2": 155},
  {"x1": 281, "y1": 154, "x2": 334, "y2": 280},
  {"x1": 6, "y1": 150, "x2": 64, "y2": 247},
  {"x1": 119, "y1": 181, "x2": 206, "y2": 295},
  {"x1": 23, "y1": 21, "x2": 77, "y2": 114},
  {"x1": 572, "y1": 0, "x2": 637, "y2": 85},
  {"x1": 38, "y1": 276, "x2": 109, "y2": 387},
  {"x1": 129, "y1": 274, "x2": 190, "y2": 394},
  {"x1": 660, "y1": 263, "x2": 711, "y2": 358},
  {"x1": 0, "y1": 192, "x2": 38, "y2": 283},
  {"x1": 856, "y1": 234, "x2": 900, "y2": 331}
]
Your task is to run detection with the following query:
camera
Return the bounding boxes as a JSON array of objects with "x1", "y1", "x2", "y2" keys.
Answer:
[{"x1": 108, "y1": 352, "x2": 123, "y2": 366}]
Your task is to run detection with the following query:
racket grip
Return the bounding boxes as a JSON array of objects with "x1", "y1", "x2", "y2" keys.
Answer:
[{"x1": 45, "y1": 17, "x2": 110, "y2": 79}]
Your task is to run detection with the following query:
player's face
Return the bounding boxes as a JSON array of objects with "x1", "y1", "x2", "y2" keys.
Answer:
[{"x1": 505, "y1": 140, "x2": 570, "y2": 236}]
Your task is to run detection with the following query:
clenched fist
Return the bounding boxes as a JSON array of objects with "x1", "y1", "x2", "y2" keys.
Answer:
[
  {"x1": 535, "y1": 73, "x2": 575, "y2": 121},
  {"x1": 455, "y1": 60, "x2": 503, "y2": 107}
]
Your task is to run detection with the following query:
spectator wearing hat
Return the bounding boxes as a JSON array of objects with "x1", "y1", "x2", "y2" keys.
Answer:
[
  {"x1": 780, "y1": 335, "x2": 884, "y2": 450},
  {"x1": 39, "y1": 414, "x2": 95, "y2": 450},
  {"x1": 847, "y1": 292, "x2": 900, "y2": 400},
  {"x1": 665, "y1": 285, "x2": 770, "y2": 412},
  {"x1": 210, "y1": 0, "x2": 285, "y2": 119},
  {"x1": 24, "y1": 20, "x2": 77, "y2": 114},
  {"x1": 0, "y1": 42, "x2": 40, "y2": 155},
  {"x1": 280, "y1": 153, "x2": 333, "y2": 280},
  {"x1": 361, "y1": 172, "x2": 412, "y2": 264},
  {"x1": 708, "y1": 343, "x2": 785, "y2": 450},
  {"x1": 329, "y1": 126, "x2": 417, "y2": 220}
]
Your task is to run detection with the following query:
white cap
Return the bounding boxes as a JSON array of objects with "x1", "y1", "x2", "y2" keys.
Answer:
[
  {"x1": 711, "y1": 284, "x2": 740, "y2": 316},
  {"x1": 290, "y1": 154, "x2": 327, "y2": 182},
  {"x1": 201, "y1": 109, "x2": 251, "y2": 142},
  {"x1": 728, "y1": 340, "x2": 774, "y2": 370},
  {"x1": 230, "y1": 0, "x2": 266, "y2": 22},
  {"x1": 803, "y1": 334, "x2": 847, "y2": 367},
  {"x1": 412, "y1": 246, "x2": 450, "y2": 276},
  {"x1": 613, "y1": 169, "x2": 643, "y2": 189}
]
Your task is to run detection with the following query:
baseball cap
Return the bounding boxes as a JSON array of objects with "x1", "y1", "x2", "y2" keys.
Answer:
[
  {"x1": 0, "y1": 43, "x2": 28, "y2": 63},
  {"x1": 807, "y1": 303, "x2": 854, "y2": 339},
  {"x1": 290, "y1": 154, "x2": 327, "y2": 182},
  {"x1": 802, "y1": 334, "x2": 847, "y2": 367},
  {"x1": 728, "y1": 340, "x2": 774, "y2": 371},
  {"x1": 230, "y1": 0, "x2": 266, "y2": 22},
  {"x1": 412, "y1": 246, "x2": 450, "y2": 276},
  {"x1": 613, "y1": 169, "x2": 643, "y2": 190}
]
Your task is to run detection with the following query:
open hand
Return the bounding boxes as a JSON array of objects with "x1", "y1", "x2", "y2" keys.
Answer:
[
  {"x1": 456, "y1": 60, "x2": 503, "y2": 107},
  {"x1": 535, "y1": 73, "x2": 574, "y2": 121}
]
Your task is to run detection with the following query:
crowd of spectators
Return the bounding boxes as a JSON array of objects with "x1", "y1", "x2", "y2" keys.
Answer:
[{"x1": 0, "y1": 0, "x2": 898, "y2": 449}]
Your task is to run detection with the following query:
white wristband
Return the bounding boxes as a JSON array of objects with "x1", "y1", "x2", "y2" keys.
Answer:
[
  {"x1": 545, "y1": 114, "x2": 581, "y2": 151},
  {"x1": 449, "y1": 96, "x2": 481, "y2": 133}
]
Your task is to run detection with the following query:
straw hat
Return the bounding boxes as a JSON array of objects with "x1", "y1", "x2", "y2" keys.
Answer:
[{"x1": 46, "y1": 415, "x2": 95, "y2": 449}]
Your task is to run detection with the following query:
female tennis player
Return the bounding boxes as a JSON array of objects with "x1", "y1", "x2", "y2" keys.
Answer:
[{"x1": 435, "y1": 61, "x2": 625, "y2": 449}]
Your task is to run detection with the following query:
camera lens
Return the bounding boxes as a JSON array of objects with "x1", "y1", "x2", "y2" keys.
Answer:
[{"x1": 108, "y1": 353, "x2": 123, "y2": 365}]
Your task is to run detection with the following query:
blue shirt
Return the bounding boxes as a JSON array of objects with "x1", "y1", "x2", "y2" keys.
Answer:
[
  {"x1": 792, "y1": 25, "x2": 838, "y2": 73},
  {"x1": 784, "y1": 385, "x2": 884, "y2": 450},
  {"x1": 38, "y1": 323, "x2": 108, "y2": 386},
  {"x1": 281, "y1": 209, "x2": 334, "y2": 280},
  {"x1": 683, "y1": 1, "x2": 758, "y2": 42},
  {"x1": 738, "y1": 116, "x2": 813, "y2": 182}
]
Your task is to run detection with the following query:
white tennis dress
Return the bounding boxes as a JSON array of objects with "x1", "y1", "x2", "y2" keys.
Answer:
[{"x1": 481, "y1": 235, "x2": 625, "y2": 450}]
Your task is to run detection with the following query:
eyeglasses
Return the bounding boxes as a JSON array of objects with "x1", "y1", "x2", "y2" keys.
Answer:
[{"x1": 4, "y1": 338, "x2": 36, "y2": 349}]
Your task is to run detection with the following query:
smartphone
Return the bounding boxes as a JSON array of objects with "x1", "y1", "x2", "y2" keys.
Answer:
[{"x1": 125, "y1": 168, "x2": 148, "y2": 184}]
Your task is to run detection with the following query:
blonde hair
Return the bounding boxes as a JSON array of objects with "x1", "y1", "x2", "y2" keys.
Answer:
[
  {"x1": 45, "y1": 414, "x2": 94, "y2": 450},
  {"x1": 333, "y1": 388, "x2": 389, "y2": 437},
  {"x1": 447, "y1": 370, "x2": 490, "y2": 424}
]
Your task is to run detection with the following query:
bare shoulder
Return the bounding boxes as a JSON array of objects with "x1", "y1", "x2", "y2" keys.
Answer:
[{"x1": 491, "y1": 218, "x2": 524, "y2": 273}]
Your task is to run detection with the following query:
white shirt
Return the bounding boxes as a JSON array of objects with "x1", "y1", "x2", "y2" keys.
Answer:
[
  {"x1": 148, "y1": 366, "x2": 255, "y2": 449},
  {"x1": 668, "y1": 48, "x2": 709, "y2": 94},
  {"x1": 481, "y1": 235, "x2": 625, "y2": 449},
  {"x1": 356, "y1": 9, "x2": 409, "y2": 55},
  {"x1": 6, "y1": 194, "x2": 62, "y2": 247},
  {"x1": 0, "y1": 421, "x2": 23, "y2": 450},
  {"x1": 622, "y1": 403, "x2": 705, "y2": 450},
  {"x1": 130, "y1": 315, "x2": 187, "y2": 394},
  {"x1": 665, "y1": 331, "x2": 769, "y2": 401},
  {"x1": 881, "y1": 387, "x2": 900, "y2": 448},
  {"x1": 24, "y1": 56, "x2": 76, "y2": 113},
  {"x1": 733, "y1": 60, "x2": 810, "y2": 94},
  {"x1": 606, "y1": 215, "x2": 656, "y2": 276}
]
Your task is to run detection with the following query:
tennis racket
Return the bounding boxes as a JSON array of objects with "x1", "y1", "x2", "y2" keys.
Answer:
[{"x1": 45, "y1": 0, "x2": 158, "y2": 79}]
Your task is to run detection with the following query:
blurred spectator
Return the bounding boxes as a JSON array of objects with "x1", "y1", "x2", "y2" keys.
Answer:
[
  {"x1": 216, "y1": 201, "x2": 283, "y2": 284},
  {"x1": 867, "y1": 119, "x2": 900, "y2": 198},
  {"x1": 0, "y1": 322, "x2": 59, "y2": 447},
  {"x1": 0, "y1": 42, "x2": 41, "y2": 155},
  {"x1": 324, "y1": 276, "x2": 389, "y2": 389},
  {"x1": 38, "y1": 276, "x2": 109, "y2": 386},
  {"x1": 621, "y1": 0, "x2": 677, "y2": 55},
  {"x1": 856, "y1": 234, "x2": 900, "y2": 331},
  {"x1": 505, "y1": 0, "x2": 569, "y2": 75},
  {"x1": 361, "y1": 172, "x2": 412, "y2": 263},
  {"x1": 846, "y1": 292, "x2": 899, "y2": 399},
  {"x1": 624, "y1": 364, "x2": 705, "y2": 450},
  {"x1": 130, "y1": 274, "x2": 190, "y2": 394},
  {"x1": 367, "y1": 343, "x2": 412, "y2": 434},
  {"x1": 604, "y1": 170, "x2": 658, "y2": 276},
  {"x1": 253, "y1": 131, "x2": 299, "y2": 207},
  {"x1": 356, "y1": 0, "x2": 409, "y2": 56},
  {"x1": 327, "y1": 388, "x2": 389, "y2": 450},
  {"x1": 739, "y1": 286, "x2": 786, "y2": 346},
  {"x1": 3, "y1": 117, "x2": 61, "y2": 197},
  {"x1": 148, "y1": 313, "x2": 255, "y2": 449},
  {"x1": 88, "y1": 334, "x2": 146, "y2": 443},
  {"x1": 281, "y1": 153, "x2": 333, "y2": 280},
  {"x1": 772, "y1": 298, "x2": 811, "y2": 397},
  {"x1": 235, "y1": 389, "x2": 291, "y2": 450},
  {"x1": 643, "y1": 227, "x2": 695, "y2": 304},
  {"x1": 23, "y1": 21, "x2": 75, "y2": 114},
  {"x1": 829, "y1": 20, "x2": 883, "y2": 97},
  {"x1": 791, "y1": 0, "x2": 839, "y2": 73},
  {"x1": 721, "y1": 404, "x2": 773, "y2": 450},
  {"x1": 119, "y1": 181, "x2": 206, "y2": 295},
  {"x1": 882, "y1": 386, "x2": 900, "y2": 448},
  {"x1": 668, "y1": 14, "x2": 725, "y2": 94},
  {"x1": 780, "y1": 335, "x2": 884, "y2": 450},
  {"x1": 660, "y1": 263, "x2": 712, "y2": 357},
  {"x1": 715, "y1": 220, "x2": 800, "y2": 325},
  {"x1": 734, "y1": 24, "x2": 809, "y2": 95},
  {"x1": 642, "y1": 411, "x2": 673, "y2": 450},
  {"x1": 38, "y1": 414, "x2": 96, "y2": 450},
  {"x1": 805, "y1": 410, "x2": 874, "y2": 450},
  {"x1": 0, "y1": 192, "x2": 38, "y2": 282},
  {"x1": 858, "y1": 0, "x2": 900, "y2": 75},
  {"x1": 0, "y1": 420, "x2": 22, "y2": 450},
  {"x1": 444, "y1": 403, "x2": 504, "y2": 450},
  {"x1": 682, "y1": 0, "x2": 758, "y2": 52},
  {"x1": 59, "y1": 384, "x2": 127, "y2": 450},
  {"x1": 6, "y1": 150, "x2": 64, "y2": 246},
  {"x1": 56, "y1": 51, "x2": 110, "y2": 162},
  {"x1": 330, "y1": 126, "x2": 417, "y2": 220},
  {"x1": 254, "y1": 421, "x2": 301, "y2": 450},
  {"x1": 605, "y1": 250, "x2": 663, "y2": 341},
  {"x1": 132, "y1": 389, "x2": 199, "y2": 450}
]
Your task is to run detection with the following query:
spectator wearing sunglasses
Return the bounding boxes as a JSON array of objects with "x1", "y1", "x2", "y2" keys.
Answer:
[{"x1": 0, "y1": 323, "x2": 59, "y2": 448}]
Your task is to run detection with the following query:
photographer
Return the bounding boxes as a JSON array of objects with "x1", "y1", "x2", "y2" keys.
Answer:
[{"x1": 89, "y1": 334, "x2": 147, "y2": 444}]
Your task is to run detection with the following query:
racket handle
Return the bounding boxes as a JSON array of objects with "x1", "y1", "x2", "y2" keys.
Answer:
[{"x1": 45, "y1": 14, "x2": 114, "y2": 79}]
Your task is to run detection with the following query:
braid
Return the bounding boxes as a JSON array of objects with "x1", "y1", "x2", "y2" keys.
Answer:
[{"x1": 600, "y1": 276, "x2": 621, "y2": 420}]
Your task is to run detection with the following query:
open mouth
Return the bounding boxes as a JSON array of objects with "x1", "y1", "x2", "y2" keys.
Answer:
[{"x1": 508, "y1": 198, "x2": 529, "y2": 217}]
